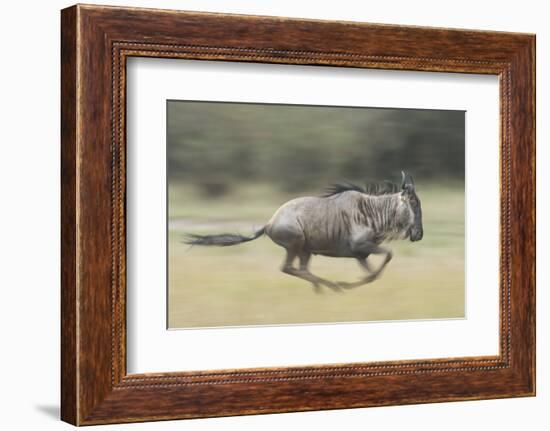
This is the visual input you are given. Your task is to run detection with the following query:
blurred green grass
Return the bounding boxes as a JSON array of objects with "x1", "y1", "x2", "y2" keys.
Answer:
[{"x1": 168, "y1": 183, "x2": 464, "y2": 328}]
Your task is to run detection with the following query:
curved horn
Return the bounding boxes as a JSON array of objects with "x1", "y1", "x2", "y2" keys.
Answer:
[{"x1": 401, "y1": 171, "x2": 406, "y2": 189}]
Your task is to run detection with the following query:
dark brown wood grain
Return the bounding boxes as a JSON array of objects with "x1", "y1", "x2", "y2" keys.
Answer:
[
  {"x1": 61, "y1": 4, "x2": 535, "y2": 425},
  {"x1": 60, "y1": 5, "x2": 78, "y2": 425}
]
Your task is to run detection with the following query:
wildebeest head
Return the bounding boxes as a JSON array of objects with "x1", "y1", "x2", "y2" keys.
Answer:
[{"x1": 401, "y1": 171, "x2": 423, "y2": 241}]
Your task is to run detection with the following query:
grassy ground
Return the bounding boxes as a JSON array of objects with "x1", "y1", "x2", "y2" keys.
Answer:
[{"x1": 168, "y1": 183, "x2": 465, "y2": 328}]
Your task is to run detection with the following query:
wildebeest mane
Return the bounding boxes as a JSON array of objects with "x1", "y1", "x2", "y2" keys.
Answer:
[{"x1": 323, "y1": 180, "x2": 399, "y2": 197}]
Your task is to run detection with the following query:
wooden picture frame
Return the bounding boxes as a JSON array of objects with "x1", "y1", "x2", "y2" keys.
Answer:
[{"x1": 61, "y1": 4, "x2": 535, "y2": 425}]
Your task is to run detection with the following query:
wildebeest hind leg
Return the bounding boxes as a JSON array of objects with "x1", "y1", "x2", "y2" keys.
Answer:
[
  {"x1": 281, "y1": 250, "x2": 342, "y2": 293},
  {"x1": 298, "y1": 252, "x2": 343, "y2": 293}
]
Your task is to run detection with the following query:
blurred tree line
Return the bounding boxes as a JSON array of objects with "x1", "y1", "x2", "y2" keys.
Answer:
[{"x1": 167, "y1": 101, "x2": 464, "y2": 196}]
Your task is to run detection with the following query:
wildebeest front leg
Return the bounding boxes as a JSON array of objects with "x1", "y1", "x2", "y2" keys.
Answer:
[
  {"x1": 281, "y1": 250, "x2": 342, "y2": 293},
  {"x1": 356, "y1": 256, "x2": 373, "y2": 273},
  {"x1": 339, "y1": 242, "x2": 393, "y2": 289}
]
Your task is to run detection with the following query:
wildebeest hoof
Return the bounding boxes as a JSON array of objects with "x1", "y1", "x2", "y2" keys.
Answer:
[
  {"x1": 323, "y1": 281, "x2": 344, "y2": 293},
  {"x1": 337, "y1": 281, "x2": 355, "y2": 289},
  {"x1": 365, "y1": 274, "x2": 378, "y2": 283}
]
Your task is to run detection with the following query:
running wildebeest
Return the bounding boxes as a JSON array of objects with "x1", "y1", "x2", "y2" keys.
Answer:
[{"x1": 184, "y1": 172, "x2": 423, "y2": 292}]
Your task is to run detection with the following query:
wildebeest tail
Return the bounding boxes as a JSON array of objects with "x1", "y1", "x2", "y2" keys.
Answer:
[{"x1": 183, "y1": 227, "x2": 265, "y2": 247}]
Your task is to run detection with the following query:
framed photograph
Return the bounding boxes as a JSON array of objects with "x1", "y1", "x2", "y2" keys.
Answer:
[{"x1": 61, "y1": 4, "x2": 535, "y2": 425}]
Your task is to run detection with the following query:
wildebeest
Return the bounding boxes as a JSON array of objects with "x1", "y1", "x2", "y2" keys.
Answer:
[{"x1": 184, "y1": 172, "x2": 423, "y2": 292}]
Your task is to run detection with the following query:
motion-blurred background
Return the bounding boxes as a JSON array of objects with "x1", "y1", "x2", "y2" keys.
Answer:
[{"x1": 167, "y1": 101, "x2": 465, "y2": 328}]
